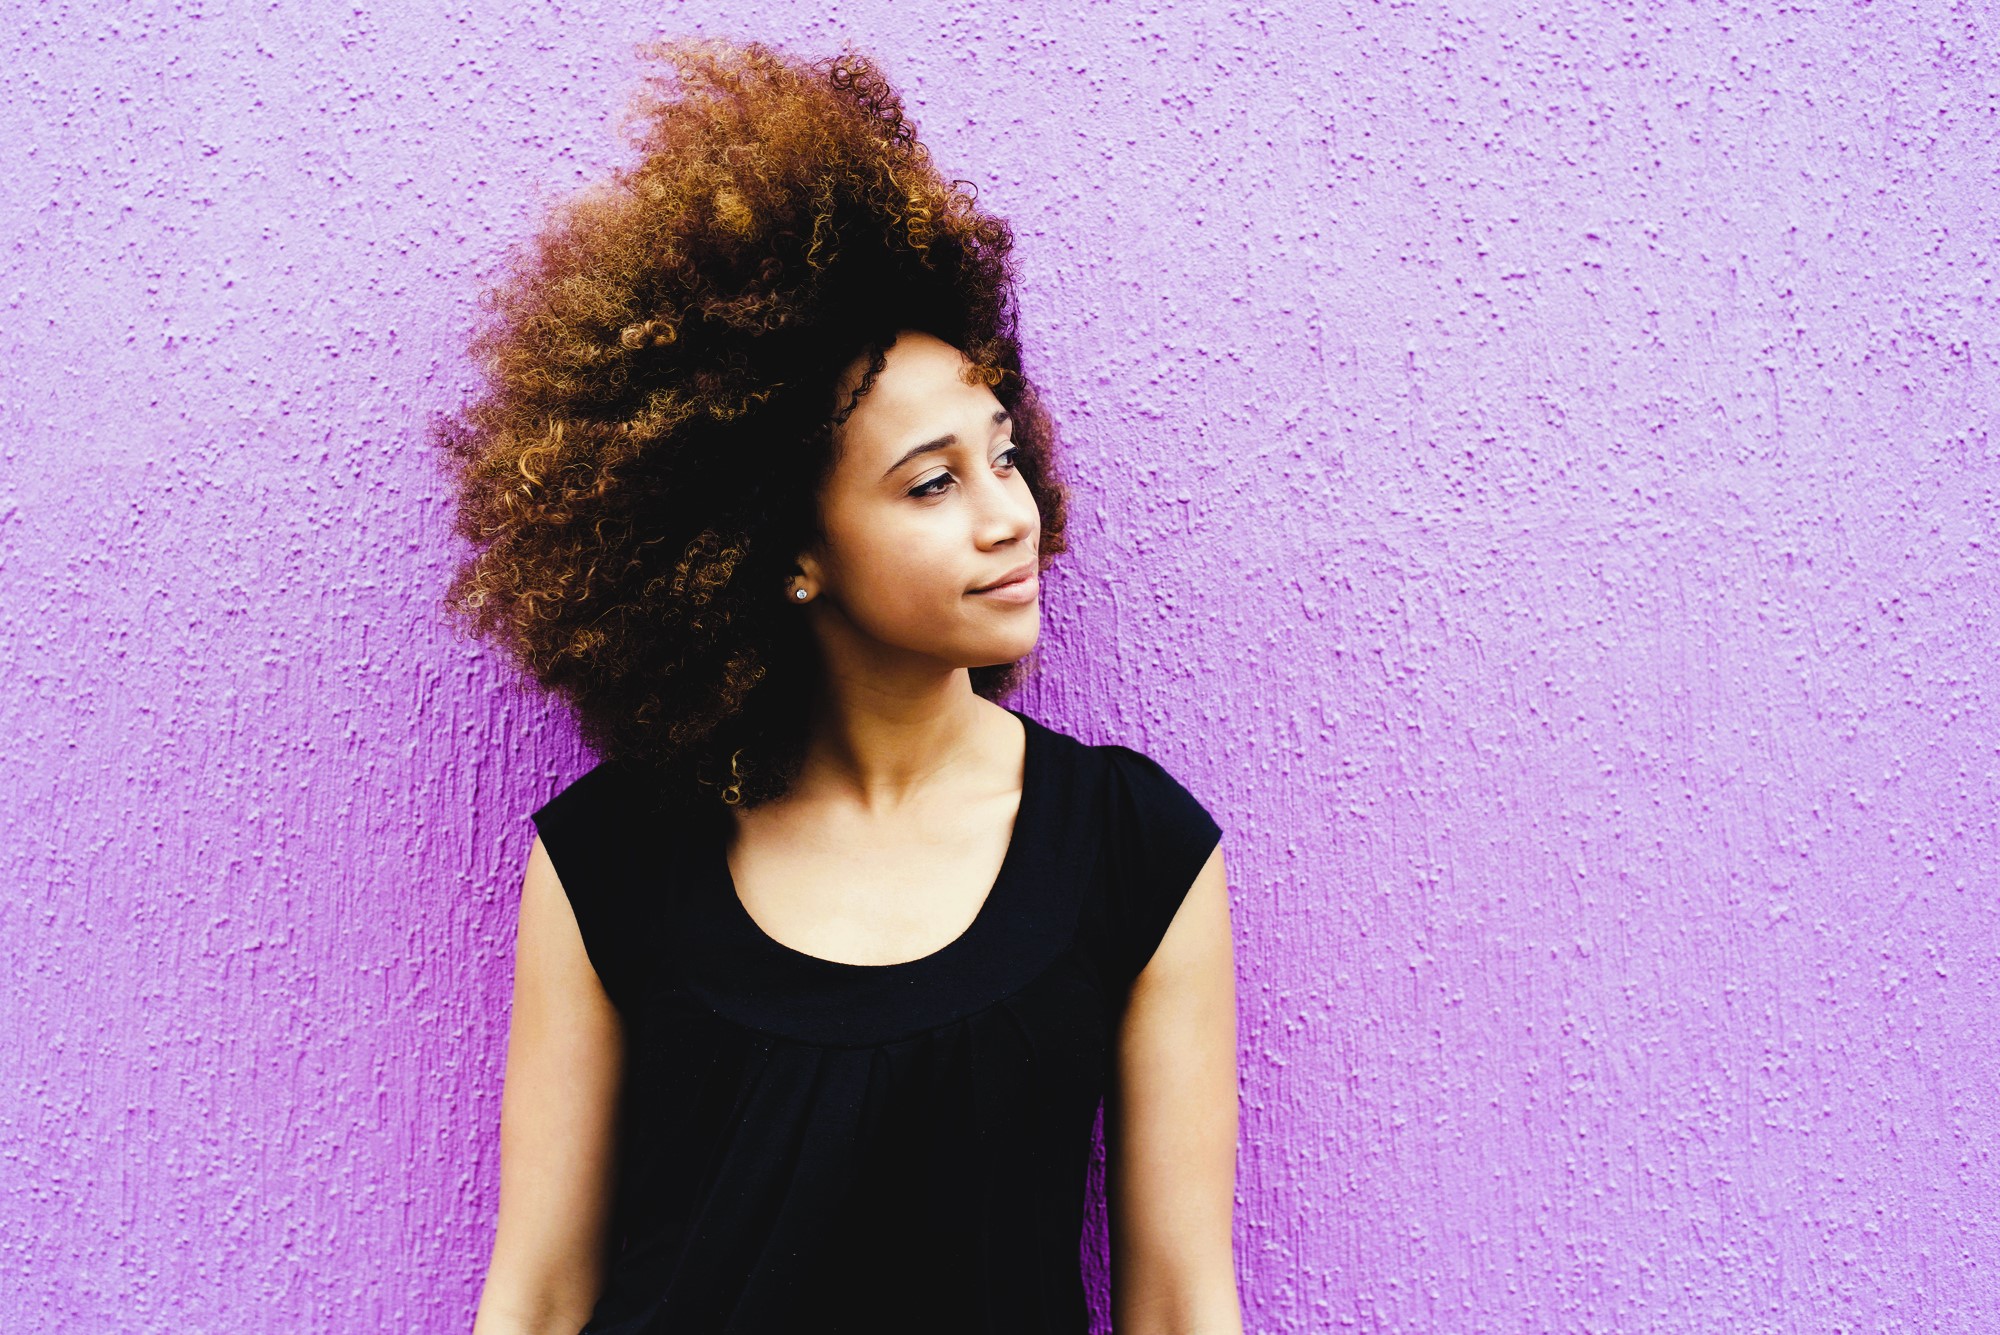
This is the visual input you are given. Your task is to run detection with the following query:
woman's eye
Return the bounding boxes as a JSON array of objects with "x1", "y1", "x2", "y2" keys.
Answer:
[{"x1": 908, "y1": 448, "x2": 1019, "y2": 499}]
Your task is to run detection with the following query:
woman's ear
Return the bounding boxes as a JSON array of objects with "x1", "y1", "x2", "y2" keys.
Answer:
[{"x1": 789, "y1": 548, "x2": 825, "y2": 603}]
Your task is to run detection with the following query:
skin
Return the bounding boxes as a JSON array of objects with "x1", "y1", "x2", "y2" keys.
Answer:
[{"x1": 473, "y1": 330, "x2": 1242, "y2": 1335}]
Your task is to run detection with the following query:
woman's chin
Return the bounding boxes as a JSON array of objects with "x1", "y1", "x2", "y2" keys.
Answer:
[{"x1": 966, "y1": 624, "x2": 1039, "y2": 667}]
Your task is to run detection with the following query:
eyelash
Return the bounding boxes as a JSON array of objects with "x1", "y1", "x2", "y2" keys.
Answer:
[{"x1": 908, "y1": 446, "x2": 1022, "y2": 499}]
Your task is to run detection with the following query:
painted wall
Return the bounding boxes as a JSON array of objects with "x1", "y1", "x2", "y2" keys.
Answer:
[{"x1": 4, "y1": 2, "x2": 1994, "y2": 1331}]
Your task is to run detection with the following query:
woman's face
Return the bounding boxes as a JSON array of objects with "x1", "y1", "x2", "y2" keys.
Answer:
[{"x1": 796, "y1": 329, "x2": 1043, "y2": 681}]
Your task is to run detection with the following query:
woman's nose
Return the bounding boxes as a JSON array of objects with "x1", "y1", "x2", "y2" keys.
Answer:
[{"x1": 976, "y1": 472, "x2": 1037, "y2": 543}]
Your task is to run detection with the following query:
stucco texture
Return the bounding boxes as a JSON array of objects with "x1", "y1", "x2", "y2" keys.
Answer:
[{"x1": 4, "y1": 2, "x2": 1995, "y2": 1331}]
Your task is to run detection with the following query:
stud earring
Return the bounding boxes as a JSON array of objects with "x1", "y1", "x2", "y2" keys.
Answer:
[{"x1": 794, "y1": 587, "x2": 809, "y2": 601}]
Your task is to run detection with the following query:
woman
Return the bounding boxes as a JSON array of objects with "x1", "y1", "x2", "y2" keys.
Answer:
[{"x1": 442, "y1": 37, "x2": 1239, "y2": 1335}]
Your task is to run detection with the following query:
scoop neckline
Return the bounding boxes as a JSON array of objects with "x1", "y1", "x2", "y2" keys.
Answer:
[{"x1": 710, "y1": 707, "x2": 1042, "y2": 973}]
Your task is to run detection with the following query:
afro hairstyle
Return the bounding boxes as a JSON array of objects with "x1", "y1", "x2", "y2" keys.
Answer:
[{"x1": 433, "y1": 36, "x2": 1072, "y2": 813}]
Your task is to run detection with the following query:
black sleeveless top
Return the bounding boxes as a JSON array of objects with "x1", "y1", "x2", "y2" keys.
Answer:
[{"x1": 529, "y1": 708, "x2": 1223, "y2": 1335}]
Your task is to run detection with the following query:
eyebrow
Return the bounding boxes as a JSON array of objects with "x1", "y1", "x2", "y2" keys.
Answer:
[{"x1": 879, "y1": 409, "x2": 1012, "y2": 481}]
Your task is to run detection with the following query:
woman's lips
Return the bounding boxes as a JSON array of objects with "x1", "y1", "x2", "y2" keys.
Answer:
[{"x1": 967, "y1": 570, "x2": 1039, "y2": 604}]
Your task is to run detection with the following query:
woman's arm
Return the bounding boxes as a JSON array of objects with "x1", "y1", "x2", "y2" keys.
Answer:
[
  {"x1": 1107, "y1": 843, "x2": 1243, "y2": 1335},
  {"x1": 471, "y1": 836, "x2": 625, "y2": 1335}
]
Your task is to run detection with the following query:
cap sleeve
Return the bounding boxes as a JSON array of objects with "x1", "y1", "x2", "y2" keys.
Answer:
[
  {"x1": 530, "y1": 761, "x2": 649, "y2": 1013},
  {"x1": 1100, "y1": 743, "x2": 1224, "y2": 985}
]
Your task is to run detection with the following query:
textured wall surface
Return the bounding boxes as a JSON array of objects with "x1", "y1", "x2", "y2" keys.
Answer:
[{"x1": 4, "y1": 2, "x2": 1995, "y2": 1331}]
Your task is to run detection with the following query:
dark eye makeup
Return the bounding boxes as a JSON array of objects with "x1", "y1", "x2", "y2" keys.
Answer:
[{"x1": 907, "y1": 445, "x2": 1021, "y2": 499}]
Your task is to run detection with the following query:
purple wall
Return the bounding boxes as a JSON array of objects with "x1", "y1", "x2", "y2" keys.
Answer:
[{"x1": 5, "y1": 2, "x2": 1995, "y2": 1331}]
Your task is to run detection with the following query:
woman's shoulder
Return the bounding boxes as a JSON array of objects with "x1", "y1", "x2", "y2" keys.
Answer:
[
  {"x1": 1018, "y1": 711, "x2": 1222, "y2": 984},
  {"x1": 530, "y1": 758, "x2": 640, "y2": 848},
  {"x1": 1018, "y1": 710, "x2": 1213, "y2": 816},
  {"x1": 529, "y1": 753, "x2": 710, "y2": 860},
  {"x1": 531, "y1": 755, "x2": 640, "y2": 822},
  {"x1": 1096, "y1": 743, "x2": 1219, "y2": 845},
  {"x1": 525, "y1": 756, "x2": 686, "y2": 1015}
]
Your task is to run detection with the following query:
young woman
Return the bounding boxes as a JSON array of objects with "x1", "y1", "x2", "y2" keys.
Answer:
[{"x1": 442, "y1": 37, "x2": 1239, "y2": 1335}]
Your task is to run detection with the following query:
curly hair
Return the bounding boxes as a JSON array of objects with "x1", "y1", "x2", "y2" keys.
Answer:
[{"x1": 433, "y1": 36, "x2": 1071, "y2": 815}]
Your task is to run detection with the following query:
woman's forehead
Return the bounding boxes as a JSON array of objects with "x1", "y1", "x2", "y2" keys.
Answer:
[{"x1": 836, "y1": 334, "x2": 998, "y2": 451}]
